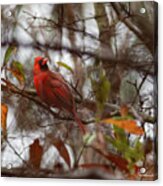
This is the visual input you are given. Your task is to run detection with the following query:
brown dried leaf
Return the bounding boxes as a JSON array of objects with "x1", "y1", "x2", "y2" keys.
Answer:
[
  {"x1": 53, "y1": 139, "x2": 71, "y2": 168},
  {"x1": 92, "y1": 145, "x2": 129, "y2": 172},
  {"x1": 106, "y1": 152, "x2": 129, "y2": 172},
  {"x1": 29, "y1": 139, "x2": 43, "y2": 169}
]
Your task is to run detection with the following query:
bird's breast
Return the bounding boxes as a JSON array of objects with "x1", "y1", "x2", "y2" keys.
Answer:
[{"x1": 34, "y1": 73, "x2": 47, "y2": 97}]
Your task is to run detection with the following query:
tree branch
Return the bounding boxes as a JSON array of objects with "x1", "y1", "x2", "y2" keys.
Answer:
[
  {"x1": 1, "y1": 78, "x2": 94, "y2": 125},
  {"x1": 111, "y1": 2, "x2": 154, "y2": 54},
  {"x1": 1, "y1": 167, "x2": 114, "y2": 179}
]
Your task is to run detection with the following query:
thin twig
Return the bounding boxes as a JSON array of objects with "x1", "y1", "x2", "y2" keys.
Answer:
[
  {"x1": 111, "y1": 2, "x2": 153, "y2": 54},
  {"x1": 74, "y1": 144, "x2": 86, "y2": 168},
  {"x1": 5, "y1": 139, "x2": 31, "y2": 169},
  {"x1": 131, "y1": 71, "x2": 150, "y2": 105}
]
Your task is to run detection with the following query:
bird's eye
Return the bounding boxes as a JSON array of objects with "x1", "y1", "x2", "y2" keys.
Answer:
[
  {"x1": 38, "y1": 58, "x2": 48, "y2": 71},
  {"x1": 38, "y1": 59, "x2": 44, "y2": 66}
]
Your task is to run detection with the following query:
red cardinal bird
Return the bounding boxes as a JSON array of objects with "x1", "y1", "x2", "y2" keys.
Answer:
[{"x1": 33, "y1": 56, "x2": 86, "y2": 134}]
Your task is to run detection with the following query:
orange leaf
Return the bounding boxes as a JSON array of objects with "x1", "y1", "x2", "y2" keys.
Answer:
[
  {"x1": 53, "y1": 139, "x2": 71, "y2": 168},
  {"x1": 120, "y1": 104, "x2": 129, "y2": 117},
  {"x1": 102, "y1": 118, "x2": 144, "y2": 135},
  {"x1": 1, "y1": 103, "x2": 8, "y2": 138},
  {"x1": 29, "y1": 139, "x2": 43, "y2": 169}
]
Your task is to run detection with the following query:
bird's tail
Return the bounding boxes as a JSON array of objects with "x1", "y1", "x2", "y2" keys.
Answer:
[{"x1": 73, "y1": 110, "x2": 86, "y2": 134}]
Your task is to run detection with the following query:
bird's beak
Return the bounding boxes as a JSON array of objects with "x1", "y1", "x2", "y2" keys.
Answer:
[{"x1": 42, "y1": 58, "x2": 48, "y2": 65}]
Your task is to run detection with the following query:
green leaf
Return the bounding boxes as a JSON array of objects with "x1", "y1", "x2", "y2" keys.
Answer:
[
  {"x1": 83, "y1": 133, "x2": 96, "y2": 145},
  {"x1": 113, "y1": 126, "x2": 128, "y2": 143},
  {"x1": 112, "y1": 115, "x2": 134, "y2": 120},
  {"x1": 10, "y1": 61, "x2": 25, "y2": 85},
  {"x1": 105, "y1": 126, "x2": 129, "y2": 153},
  {"x1": 105, "y1": 125, "x2": 144, "y2": 170},
  {"x1": 90, "y1": 68, "x2": 111, "y2": 116},
  {"x1": 57, "y1": 61, "x2": 73, "y2": 73},
  {"x1": 111, "y1": 138, "x2": 128, "y2": 153},
  {"x1": 4, "y1": 46, "x2": 17, "y2": 66},
  {"x1": 124, "y1": 142, "x2": 144, "y2": 164}
]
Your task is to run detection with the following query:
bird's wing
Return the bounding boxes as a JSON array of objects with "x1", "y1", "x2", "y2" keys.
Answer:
[{"x1": 45, "y1": 71, "x2": 74, "y2": 111}]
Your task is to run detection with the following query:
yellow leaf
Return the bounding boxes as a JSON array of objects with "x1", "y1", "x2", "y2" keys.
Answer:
[
  {"x1": 1, "y1": 103, "x2": 8, "y2": 138},
  {"x1": 29, "y1": 139, "x2": 43, "y2": 169},
  {"x1": 102, "y1": 118, "x2": 144, "y2": 135}
]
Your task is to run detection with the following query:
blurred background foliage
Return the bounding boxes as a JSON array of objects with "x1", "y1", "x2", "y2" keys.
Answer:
[{"x1": 1, "y1": 1, "x2": 157, "y2": 180}]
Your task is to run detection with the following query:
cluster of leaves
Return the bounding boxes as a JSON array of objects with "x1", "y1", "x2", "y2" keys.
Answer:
[
  {"x1": 1, "y1": 46, "x2": 25, "y2": 140},
  {"x1": 88, "y1": 61, "x2": 145, "y2": 174},
  {"x1": 2, "y1": 45, "x2": 25, "y2": 85},
  {"x1": 101, "y1": 105, "x2": 144, "y2": 173},
  {"x1": 106, "y1": 126, "x2": 144, "y2": 173},
  {"x1": 29, "y1": 138, "x2": 70, "y2": 170}
]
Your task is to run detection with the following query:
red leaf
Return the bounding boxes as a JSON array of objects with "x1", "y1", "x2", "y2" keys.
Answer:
[
  {"x1": 92, "y1": 146, "x2": 129, "y2": 172},
  {"x1": 53, "y1": 138, "x2": 71, "y2": 168},
  {"x1": 29, "y1": 139, "x2": 43, "y2": 169}
]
